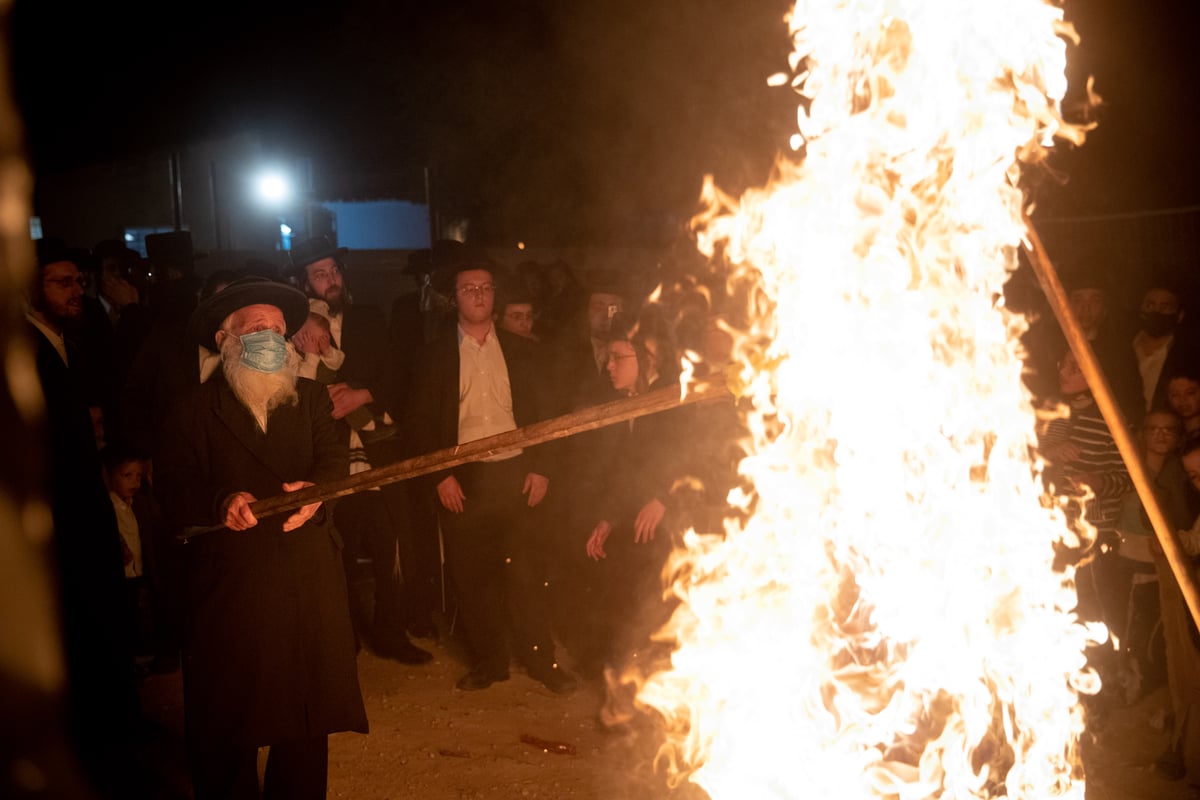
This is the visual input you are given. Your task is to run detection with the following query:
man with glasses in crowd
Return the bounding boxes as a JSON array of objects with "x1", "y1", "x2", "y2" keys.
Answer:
[
  {"x1": 407, "y1": 245, "x2": 576, "y2": 694},
  {"x1": 26, "y1": 239, "x2": 144, "y2": 796}
]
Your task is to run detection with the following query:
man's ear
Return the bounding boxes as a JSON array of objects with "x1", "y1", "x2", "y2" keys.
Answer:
[{"x1": 214, "y1": 330, "x2": 228, "y2": 350}]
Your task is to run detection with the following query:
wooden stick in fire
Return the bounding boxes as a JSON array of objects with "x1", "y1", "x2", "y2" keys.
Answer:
[
  {"x1": 1023, "y1": 219, "x2": 1200, "y2": 632},
  {"x1": 178, "y1": 378, "x2": 733, "y2": 541}
]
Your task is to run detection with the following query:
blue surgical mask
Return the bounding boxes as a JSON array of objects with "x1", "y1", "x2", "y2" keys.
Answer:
[{"x1": 239, "y1": 330, "x2": 289, "y2": 373}]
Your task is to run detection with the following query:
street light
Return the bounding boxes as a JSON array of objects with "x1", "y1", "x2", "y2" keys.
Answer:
[
  {"x1": 252, "y1": 167, "x2": 295, "y2": 250},
  {"x1": 254, "y1": 168, "x2": 293, "y2": 206}
]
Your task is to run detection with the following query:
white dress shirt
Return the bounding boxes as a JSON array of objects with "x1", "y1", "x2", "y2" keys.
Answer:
[{"x1": 458, "y1": 325, "x2": 521, "y2": 461}]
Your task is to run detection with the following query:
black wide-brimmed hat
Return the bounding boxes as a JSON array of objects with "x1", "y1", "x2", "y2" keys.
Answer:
[
  {"x1": 495, "y1": 265, "x2": 535, "y2": 307},
  {"x1": 583, "y1": 268, "x2": 628, "y2": 299},
  {"x1": 189, "y1": 276, "x2": 309, "y2": 348},
  {"x1": 36, "y1": 237, "x2": 90, "y2": 271},
  {"x1": 145, "y1": 231, "x2": 198, "y2": 268},
  {"x1": 430, "y1": 241, "x2": 501, "y2": 295},
  {"x1": 288, "y1": 235, "x2": 348, "y2": 277}
]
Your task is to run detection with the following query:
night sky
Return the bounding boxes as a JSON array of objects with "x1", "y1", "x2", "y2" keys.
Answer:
[{"x1": 9, "y1": 0, "x2": 1200, "y2": 243}]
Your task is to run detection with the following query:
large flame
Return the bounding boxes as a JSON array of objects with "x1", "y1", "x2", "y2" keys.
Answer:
[{"x1": 636, "y1": 1, "x2": 1097, "y2": 797}]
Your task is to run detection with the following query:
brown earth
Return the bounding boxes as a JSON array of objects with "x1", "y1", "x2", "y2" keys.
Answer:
[
  {"x1": 133, "y1": 629, "x2": 1200, "y2": 800},
  {"x1": 135, "y1": 620, "x2": 706, "y2": 800}
]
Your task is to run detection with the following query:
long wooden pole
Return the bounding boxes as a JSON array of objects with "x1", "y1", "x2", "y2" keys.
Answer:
[
  {"x1": 179, "y1": 379, "x2": 732, "y2": 541},
  {"x1": 1023, "y1": 219, "x2": 1200, "y2": 631}
]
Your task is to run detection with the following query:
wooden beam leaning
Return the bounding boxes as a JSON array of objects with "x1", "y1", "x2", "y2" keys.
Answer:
[
  {"x1": 1023, "y1": 218, "x2": 1200, "y2": 632},
  {"x1": 179, "y1": 379, "x2": 733, "y2": 541}
]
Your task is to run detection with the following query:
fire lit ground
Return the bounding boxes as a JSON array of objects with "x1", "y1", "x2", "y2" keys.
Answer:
[
  {"x1": 133, "y1": 647, "x2": 1195, "y2": 799},
  {"x1": 124, "y1": 0, "x2": 1195, "y2": 798}
]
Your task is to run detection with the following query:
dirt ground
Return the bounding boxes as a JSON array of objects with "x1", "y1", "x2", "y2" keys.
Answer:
[
  {"x1": 132, "y1": 623, "x2": 1200, "y2": 800},
  {"x1": 136, "y1": 625, "x2": 704, "y2": 800},
  {"x1": 324, "y1": 646, "x2": 698, "y2": 800}
]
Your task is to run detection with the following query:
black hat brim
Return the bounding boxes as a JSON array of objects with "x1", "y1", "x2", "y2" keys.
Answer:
[
  {"x1": 189, "y1": 278, "x2": 309, "y2": 349},
  {"x1": 289, "y1": 240, "x2": 349, "y2": 276},
  {"x1": 430, "y1": 244, "x2": 499, "y2": 295}
]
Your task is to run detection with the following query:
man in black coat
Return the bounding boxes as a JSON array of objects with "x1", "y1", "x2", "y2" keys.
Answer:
[
  {"x1": 289, "y1": 235, "x2": 432, "y2": 664},
  {"x1": 26, "y1": 241, "x2": 142, "y2": 797},
  {"x1": 1133, "y1": 273, "x2": 1200, "y2": 415},
  {"x1": 387, "y1": 241, "x2": 461, "y2": 639},
  {"x1": 82, "y1": 240, "x2": 154, "y2": 418},
  {"x1": 155, "y1": 277, "x2": 367, "y2": 800},
  {"x1": 407, "y1": 247, "x2": 576, "y2": 693},
  {"x1": 558, "y1": 271, "x2": 628, "y2": 412}
]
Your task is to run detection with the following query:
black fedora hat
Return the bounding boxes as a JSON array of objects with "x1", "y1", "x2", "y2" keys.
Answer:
[
  {"x1": 403, "y1": 248, "x2": 433, "y2": 277},
  {"x1": 36, "y1": 237, "x2": 91, "y2": 271},
  {"x1": 145, "y1": 231, "x2": 202, "y2": 273},
  {"x1": 584, "y1": 268, "x2": 628, "y2": 299},
  {"x1": 189, "y1": 276, "x2": 309, "y2": 349},
  {"x1": 495, "y1": 265, "x2": 536, "y2": 307},
  {"x1": 288, "y1": 235, "x2": 348, "y2": 277},
  {"x1": 430, "y1": 241, "x2": 500, "y2": 295}
]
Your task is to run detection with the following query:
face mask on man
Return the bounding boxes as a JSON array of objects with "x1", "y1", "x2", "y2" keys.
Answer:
[
  {"x1": 1139, "y1": 311, "x2": 1179, "y2": 338},
  {"x1": 239, "y1": 330, "x2": 289, "y2": 373}
]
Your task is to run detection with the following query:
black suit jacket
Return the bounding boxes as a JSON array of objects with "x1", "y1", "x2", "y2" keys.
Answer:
[
  {"x1": 118, "y1": 297, "x2": 201, "y2": 455},
  {"x1": 560, "y1": 335, "x2": 620, "y2": 412},
  {"x1": 406, "y1": 326, "x2": 555, "y2": 482},
  {"x1": 336, "y1": 303, "x2": 399, "y2": 418},
  {"x1": 28, "y1": 321, "x2": 136, "y2": 731},
  {"x1": 29, "y1": 322, "x2": 125, "y2": 592}
]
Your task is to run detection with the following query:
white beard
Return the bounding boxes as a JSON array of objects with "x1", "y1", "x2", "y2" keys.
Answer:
[{"x1": 220, "y1": 336, "x2": 301, "y2": 432}]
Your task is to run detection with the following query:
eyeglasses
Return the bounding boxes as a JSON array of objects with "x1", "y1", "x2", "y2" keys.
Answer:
[
  {"x1": 45, "y1": 275, "x2": 88, "y2": 289},
  {"x1": 607, "y1": 352, "x2": 637, "y2": 363},
  {"x1": 504, "y1": 310, "x2": 534, "y2": 322},
  {"x1": 1146, "y1": 426, "x2": 1181, "y2": 436},
  {"x1": 457, "y1": 283, "x2": 495, "y2": 297}
]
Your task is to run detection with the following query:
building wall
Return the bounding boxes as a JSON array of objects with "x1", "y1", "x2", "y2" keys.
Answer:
[
  {"x1": 31, "y1": 132, "x2": 294, "y2": 253},
  {"x1": 33, "y1": 155, "x2": 176, "y2": 247},
  {"x1": 320, "y1": 200, "x2": 431, "y2": 250}
]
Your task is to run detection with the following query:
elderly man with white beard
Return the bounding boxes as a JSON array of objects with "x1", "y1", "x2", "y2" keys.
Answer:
[{"x1": 155, "y1": 276, "x2": 367, "y2": 800}]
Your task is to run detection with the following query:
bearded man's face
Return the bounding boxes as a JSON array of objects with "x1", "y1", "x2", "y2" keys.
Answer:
[
  {"x1": 216, "y1": 304, "x2": 300, "y2": 431},
  {"x1": 303, "y1": 257, "x2": 346, "y2": 313},
  {"x1": 39, "y1": 261, "x2": 85, "y2": 327}
]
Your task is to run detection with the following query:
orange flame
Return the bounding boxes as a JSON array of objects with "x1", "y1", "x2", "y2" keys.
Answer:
[{"x1": 636, "y1": 1, "x2": 1097, "y2": 797}]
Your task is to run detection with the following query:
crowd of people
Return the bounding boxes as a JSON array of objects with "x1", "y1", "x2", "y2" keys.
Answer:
[
  {"x1": 1023, "y1": 261, "x2": 1200, "y2": 785},
  {"x1": 26, "y1": 225, "x2": 1200, "y2": 796},
  {"x1": 25, "y1": 230, "x2": 741, "y2": 798}
]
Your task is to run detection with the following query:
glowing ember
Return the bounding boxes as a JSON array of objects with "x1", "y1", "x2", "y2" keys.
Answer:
[{"x1": 635, "y1": 0, "x2": 1097, "y2": 797}]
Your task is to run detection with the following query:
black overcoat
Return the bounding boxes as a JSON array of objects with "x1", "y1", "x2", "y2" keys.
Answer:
[
  {"x1": 155, "y1": 375, "x2": 368, "y2": 748},
  {"x1": 29, "y1": 322, "x2": 140, "y2": 743}
]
